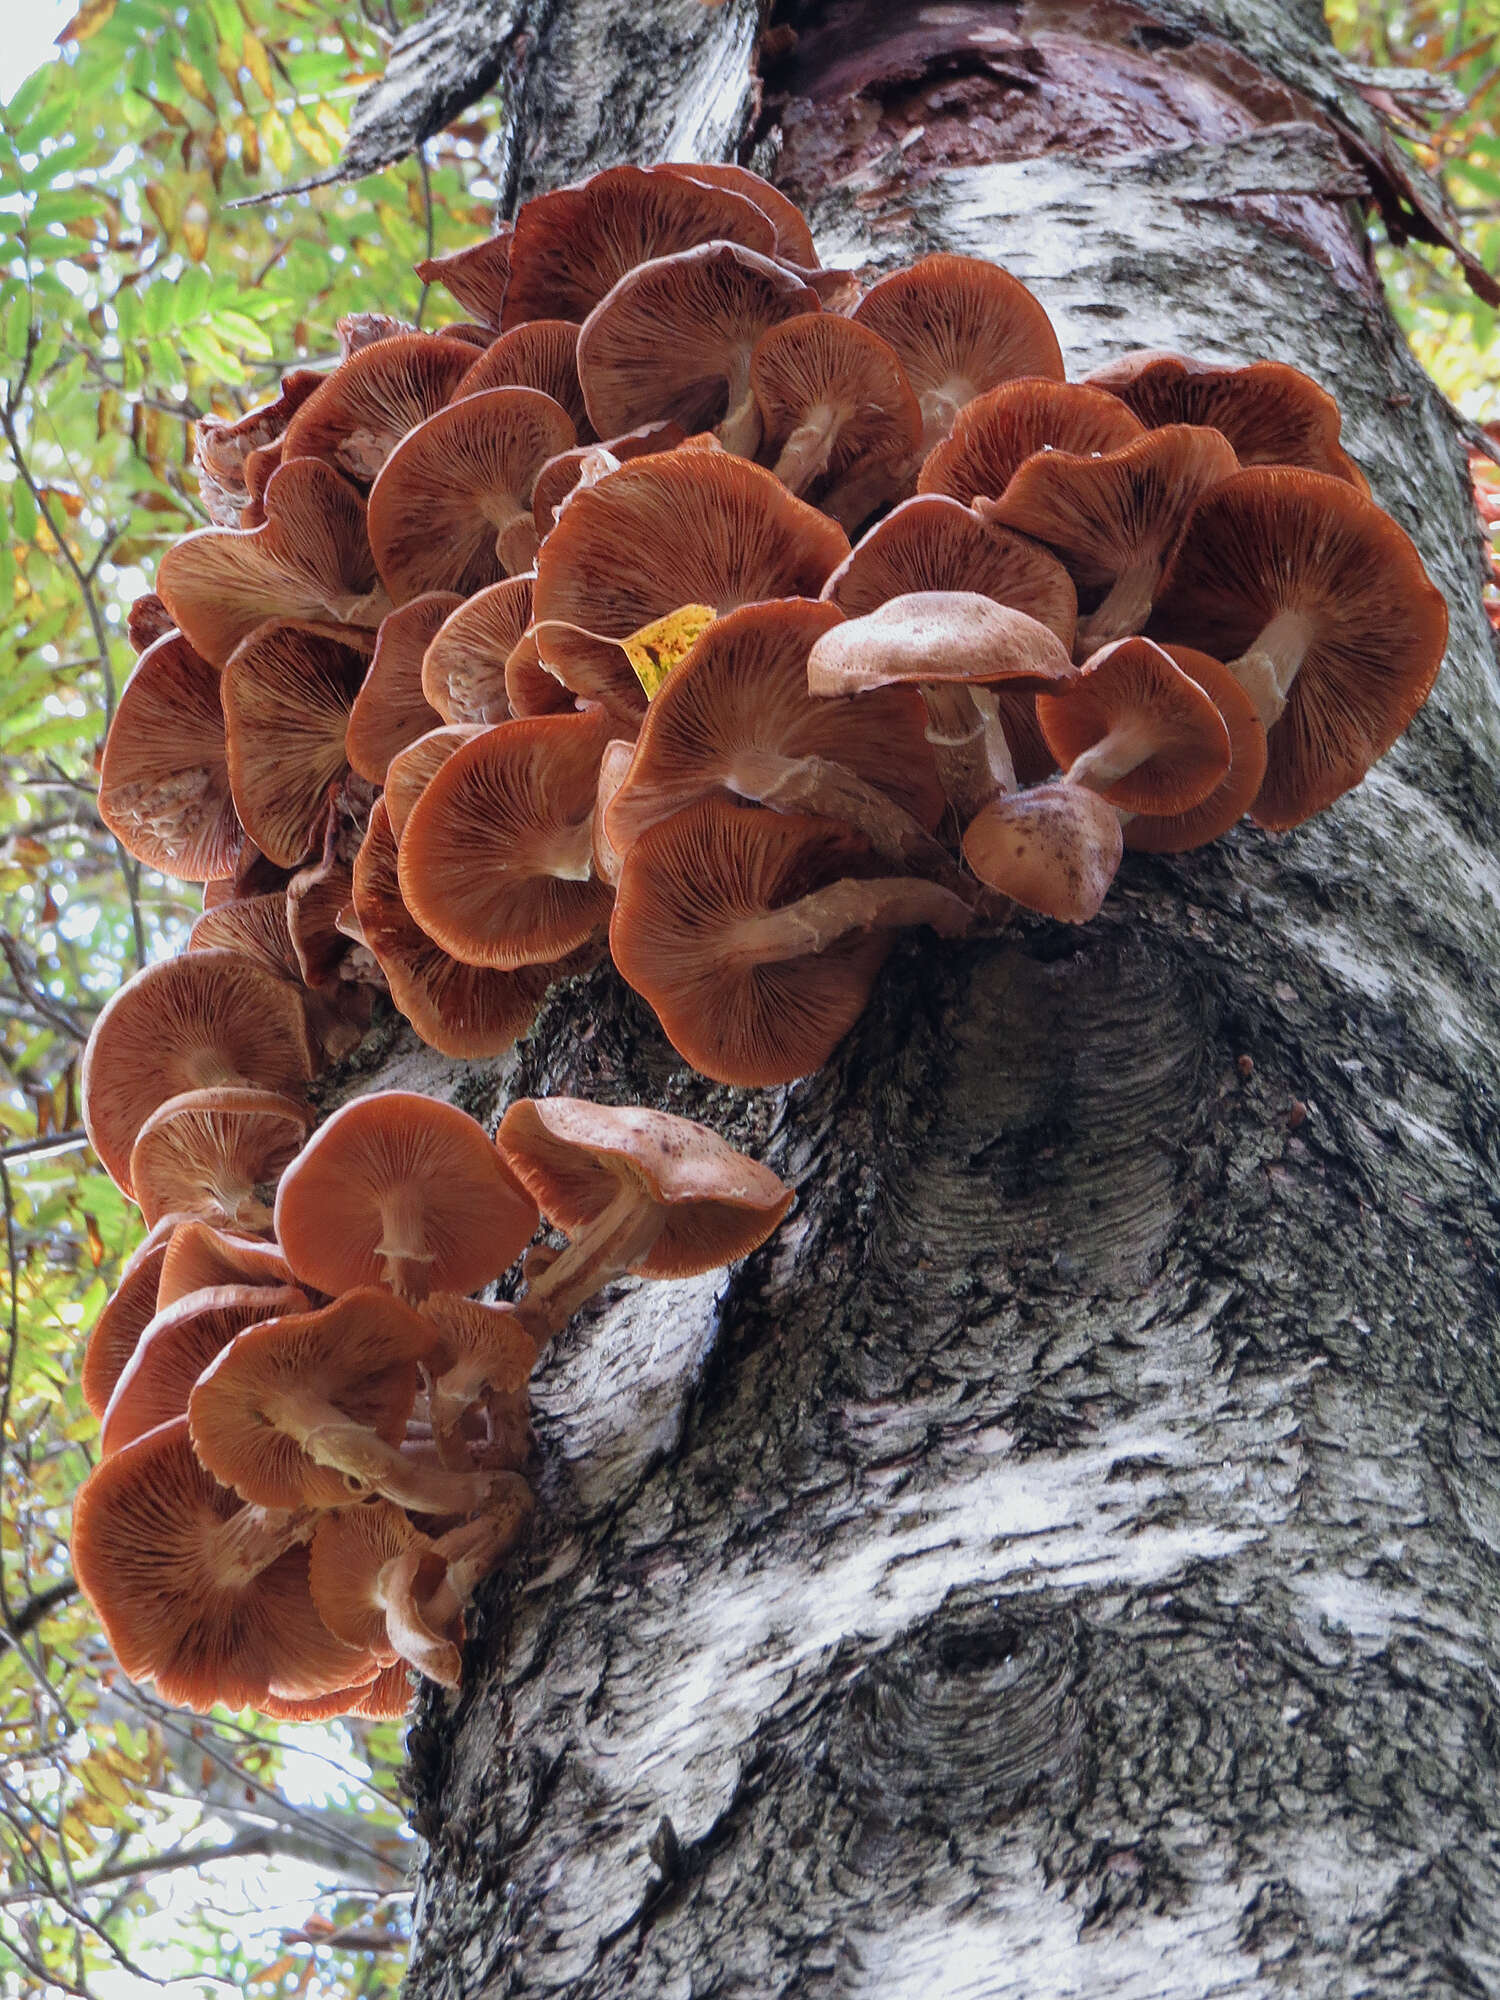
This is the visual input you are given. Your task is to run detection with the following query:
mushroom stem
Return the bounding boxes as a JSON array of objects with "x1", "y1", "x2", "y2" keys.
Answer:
[
  {"x1": 730, "y1": 875, "x2": 975, "y2": 963},
  {"x1": 1232, "y1": 610, "x2": 1316, "y2": 728},
  {"x1": 490, "y1": 504, "x2": 540, "y2": 576},
  {"x1": 1075, "y1": 563, "x2": 1159, "y2": 653},
  {"x1": 728, "y1": 749, "x2": 969, "y2": 889},
  {"x1": 375, "y1": 1184, "x2": 438, "y2": 1300},
  {"x1": 516, "y1": 1187, "x2": 667, "y2": 1341},
  {"x1": 1063, "y1": 715, "x2": 1162, "y2": 794},
  {"x1": 923, "y1": 685, "x2": 1017, "y2": 820},
  {"x1": 771, "y1": 405, "x2": 840, "y2": 494},
  {"x1": 718, "y1": 379, "x2": 763, "y2": 458},
  {"x1": 302, "y1": 1418, "x2": 495, "y2": 1515},
  {"x1": 213, "y1": 1502, "x2": 316, "y2": 1585}
]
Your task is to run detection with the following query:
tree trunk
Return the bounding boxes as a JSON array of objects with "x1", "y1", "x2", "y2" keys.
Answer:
[{"x1": 330, "y1": 2, "x2": 1500, "y2": 1991}]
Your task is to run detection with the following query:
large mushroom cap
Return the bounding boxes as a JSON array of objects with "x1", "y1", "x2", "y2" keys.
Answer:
[
  {"x1": 918, "y1": 379, "x2": 1145, "y2": 510},
  {"x1": 850, "y1": 254, "x2": 1065, "y2": 446},
  {"x1": 1035, "y1": 636, "x2": 1232, "y2": 815},
  {"x1": 367, "y1": 387, "x2": 576, "y2": 601},
  {"x1": 273, "y1": 1091, "x2": 538, "y2": 1300},
  {"x1": 658, "y1": 161, "x2": 820, "y2": 267},
  {"x1": 71, "y1": 1415, "x2": 366, "y2": 1712},
  {"x1": 1083, "y1": 351, "x2": 1369, "y2": 490},
  {"x1": 807, "y1": 590, "x2": 1077, "y2": 696},
  {"x1": 98, "y1": 631, "x2": 241, "y2": 883},
  {"x1": 500, "y1": 164, "x2": 779, "y2": 328},
  {"x1": 279, "y1": 332, "x2": 481, "y2": 485},
  {"x1": 82, "y1": 950, "x2": 315, "y2": 1198},
  {"x1": 100, "y1": 1282, "x2": 310, "y2": 1457},
  {"x1": 1149, "y1": 467, "x2": 1449, "y2": 827},
  {"x1": 128, "y1": 1085, "x2": 313, "y2": 1232},
  {"x1": 498, "y1": 1099, "x2": 794, "y2": 1280},
  {"x1": 532, "y1": 449, "x2": 850, "y2": 669}
]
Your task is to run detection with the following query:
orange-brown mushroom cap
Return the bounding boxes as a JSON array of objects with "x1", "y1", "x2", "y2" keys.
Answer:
[
  {"x1": 750, "y1": 313, "x2": 922, "y2": 523},
  {"x1": 345, "y1": 592, "x2": 460, "y2": 783},
  {"x1": 962, "y1": 782, "x2": 1124, "y2": 923},
  {"x1": 421, "y1": 575, "x2": 534, "y2": 725},
  {"x1": 81, "y1": 1215, "x2": 181, "y2": 1419},
  {"x1": 918, "y1": 379, "x2": 1145, "y2": 510},
  {"x1": 279, "y1": 332, "x2": 481, "y2": 485},
  {"x1": 273, "y1": 1092, "x2": 539, "y2": 1301},
  {"x1": 1035, "y1": 637, "x2": 1232, "y2": 815},
  {"x1": 157, "y1": 1220, "x2": 302, "y2": 1310},
  {"x1": 128, "y1": 1085, "x2": 313, "y2": 1233},
  {"x1": 1149, "y1": 467, "x2": 1449, "y2": 828},
  {"x1": 415, "y1": 228, "x2": 512, "y2": 326},
  {"x1": 98, "y1": 632, "x2": 242, "y2": 883},
  {"x1": 71, "y1": 1415, "x2": 364, "y2": 1712},
  {"x1": 452, "y1": 320, "x2": 592, "y2": 439},
  {"x1": 658, "y1": 162, "x2": 820, "y2": 268},
  {"x1": 1120, "y1": 646, "x2": 1269, "y2": 853},
  {"x1": 82, "y1": 950, "x2": 315, "y2": 1198}
]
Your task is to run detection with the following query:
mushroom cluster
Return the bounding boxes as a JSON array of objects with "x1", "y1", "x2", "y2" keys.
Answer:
[
  {"x1": 96, "y1": 161, "x2": 1448, "y2": 1093},
  {"x1": 73, "y1": 1089, "x2": 792, "y2": 1715}
]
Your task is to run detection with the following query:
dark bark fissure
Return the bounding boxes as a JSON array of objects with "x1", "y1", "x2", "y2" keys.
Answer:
[{"x1": 289, "y1": 1, "x2": 1500, "y2": 1993}]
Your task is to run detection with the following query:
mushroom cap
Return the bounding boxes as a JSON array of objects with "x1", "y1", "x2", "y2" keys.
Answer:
[
  {"x1": 657, "y1": 162, "x2": 820, "y2": 267},
  {"x1": 127, "y1": 591, "x2": 175, "y2": 652},
  {"x1": 1035, "y1": 636, "x2": 1232, "y2": 815},
  {"x1": 806, "y1": 590, "x2": 1077, "y2": 696},
  {"x1": 188, "y1": 890, "x2": 301, "y2": 985},
  {"x1": 71, "y1": 1415, "x2": 368, "y2": 1711},
  {"x1": 749, "y1": 312, "x2": 922, "y2": 500},
  {"x1": 605, "y1": 598, "x2": 944, "y2": 853},
  {"x1": 530, "y1": 420, "x2": 688, "y2": 536},
  {"x1": 985, "y1": 425, "x2": 1241, "y2": 647},
  {"x1": 421, "y1": 575, "x2": 534, "y2": 725},
  {"x1": 452, "y1": 320, "x2": 592, "y2": 439},
  {"x1": 918, "y1": 380, "x2": 1145, "y2": 509},
  {"x1": 850, "y1": 254, "x2": 1064, "y2": 443},
  {"x1": 82, "y1": 950, "x2": 315, "y2": 1198},
  {"x1": 157, "y1": 1220, "x2": 302, "y2": 1310},
  {"x1": 531, "y1": 448, "x2": 850, "y2": 667},
  {"x1": 81, "y1": 1215, "x2": 181, "y2": 1419},
  {"x1": 156, "y1": 458, "x2": 387, "y2": 670},
  {"x1": 397, "y1": 708, "x2": 616, "y2": 970},
  {"x1": 821, "y1": 493, "x2": 1078, "y2": 649},
  {"x1": 279, "y1": 332, "x2": 481, "y2": 485},
  {"x1": 576, "y1": 241, "x2": 820, "y2": 442},
  {"x1": 497, "y1": 1099, "x2": 794, "y2": 1278},
  {"x1": 308, "y1": 1500, "x2": 422, "y2": 1660},
  {"x1": 1122, "y1": 646, "x2": 1270, "y2": 853},
  {"x1": 500, "y1": 164, "x2": 779, "y2": 328},
  {"x1": 273, "y1": 1092, "x2": 539, "y2": 1300},
  {"x1": 383, "y1": 724, "x2": 488, "y2": 843},
  {"x1": 195, "y1": 367, "x2": 327, "y2": 525},
  {"x1": 351, "y1": 800, "x2": 557, "y2": 1059},
  {"x1": 367, "y1": 387, "x2": 576, "y2": 602},
  {"x1": 222, "y1": 620, "x2": 373, "y2": 867},
  {"x1": 187, "y1": 1288, "x2": 433, "y2": 1510},
  {"x1": 609, "y1": 796, "x2": 895, "y2": 1086},
  {"x1": 418, "y1": 1291, "x2": 537, "y2": 1397},
  {"x1": 415, "y1": 228, "x2": 512, "y2": 326},
  {"x1": 961, "y1": 782, "x2": 1124, "y2": 923},
  {"x1": 1082, "y1": 351, "x2": 1368, "y2": 490},
  {"x1": 128, "y1": 1085, "x2": 313, "y2": 1232},
  {"x1": 100, "y1": 1282, "x2": 311, "y2": 1457},
  {"x1": 1149, "y1": 467, "x2": 1449, "y2": 827},
  {"x1": 98, "y1": 632, "x2": 242, "y2": 883},
  {"x1": 507, "y1": 622, "x2": 646, "y2": 728},
  {"x1": 345, "y1": 592, "x2": 460, "y2": 783}
]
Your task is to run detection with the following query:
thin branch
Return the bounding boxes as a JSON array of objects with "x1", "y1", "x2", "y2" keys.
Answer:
[
  {"x1": 0, "y1": 1831, "x2": 273, "y2": 1909},
  {"x1": 0, "y1": 934, "x2": 92, "y2": 1041}
]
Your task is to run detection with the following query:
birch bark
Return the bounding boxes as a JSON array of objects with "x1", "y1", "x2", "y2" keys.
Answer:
[{"x1": 324, "y1": 2, "x2": 1500, "y2": 1991}]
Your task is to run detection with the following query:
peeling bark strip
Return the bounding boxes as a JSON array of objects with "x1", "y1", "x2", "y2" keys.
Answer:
[{"x1": 281, "y1": 3, "x2": 1500, "y2": 1994}]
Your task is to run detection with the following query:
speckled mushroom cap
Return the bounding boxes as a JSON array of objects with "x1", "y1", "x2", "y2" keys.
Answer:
[
  {"x1": 1035, "y1": 637, "x2": 1232, "y2": 816},
  {"x1": 1149, "y1": 467, "x2": 1449, "y2": 828},
  {"x1": 806, "y1": 591, "x2": 1077, "y2": 696},
  {"x1": 1082, "y1": 351, "x2": 1369, "y2": 490},
  {"x1": 918, "y1": 379, "x2": 1145, "y2": 510},
  {"x1": 366, "y1": 387, "x2": 576, "y2": 601},
  {"x1": 98, "y1": 631, "x2": 242, "y2": 883},
  {"x1": 100, "y1": 1282, "x2": 310, "y2": 1457},
  {"x1": 850, "y1": 254, "x2": 1065, "y2": 446},
  {"x1": 985, "y1": 425, "x2": 1241, "y2": 653},
  {"x1": 822, "y1": 493, "x2": 1078, "y2": 649},
  {"x1": 1120, "y1": 646, "x2": 1269, "y2": 854},
  {"x1": 496, "y1": 1098, "x2": 794, "y2": 1279},
  {"x1": 577, "y1": 242, "x2": 820, "y2": 448},
  {"x1": 351, "y1": 800, "x2": 557, "y2": 1060},
  {"x1": 397, "y1": 708, "x2": 616, "y2": 971},
  {"x1": 962, "y1": 782, "x2": 1125, "y2": 924},
  {"x1": 187, "y1": 1288, "x2": 433, "y2": 1509},
  {"x1": 279, "y1": 332, "x2": 481, "y2": 485},
  {"x1": 345, "y1": 592, "x2": 459, "y2": 783},
  {"x1": 71, "y1": 1414, "x2": 369, "y2": 1712},
  {"x1": 531, "y1": 449, "x2": 851, "y2": 675},
  {"x1": 82, "y1": 950, "x2": 315, "y2": 1198},
  {"x1": 273, "y1": 1092, "x2": 538, "y2": 1300},
  {"x1": 156, "y1": 459, "x2": 389, "y2": 669},
  {"x1": 221, "y1": 620, "x2": 373, "y2": 867},
  {"x1": 499, "y1": 164, "x2": 779, "y2": 328},
  {"x1": 128, "y1": 1085, "x2": 313, "y2": 1232}
]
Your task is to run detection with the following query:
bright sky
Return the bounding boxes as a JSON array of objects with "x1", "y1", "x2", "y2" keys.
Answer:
[{"x1": 0, "y1": 0, "x2": 72, "y2": 104}]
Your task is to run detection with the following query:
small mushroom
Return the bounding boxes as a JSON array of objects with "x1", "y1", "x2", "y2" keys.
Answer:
[
  {"x1": 961, "y1": 782, "x2": 1125, "y2": 923},
  {"x1": 100, "y1": 1282, "x2": 310, "y2": 1456},
  {"x1": 128, "y1": 1085, "x2": 314, "y2": 1232},
  {"x1": 98, "y1": 631, "x2": 242, "y2": 883},
  {"x1": 1034, "y1": 637, "x2": 1232, "y2": 816},
  {"x1": 279, "y1": 332, "x2": 481, "y2": 485},
  {"x1": 421, "y1": 575, "x2": 534, "y2": 725},
  {"x1": 1119, "y1": 647, "x2": 1269, "y2": 853}
]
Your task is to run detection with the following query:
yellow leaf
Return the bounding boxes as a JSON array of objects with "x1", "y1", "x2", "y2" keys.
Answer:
[
  {"x1": 263, "y1": 110, "x2": 292, "y2": 176},
  {"x1": 56, "y1": 0, "x2": 116, "y2": 44},
  {"x1": 143, "y1": 180, "x2": 178, "y2": 240},
  {"x1": 237, "y1": 114, "x2": 260, "y2": 176},
  {"x1": 621, "y1": 604, "x2": 718, "y2": 698},
  {"x1": 290, "y1": 106, "x2": 332, "y2": 168},
  {"x1": 241, "y1": 30, "x2": 274, "y2": 100},
  {"x1": 182, "y1": 197, "x2": 210, "y2": 262},
  {"x1": 217, "y1": 42, "x2": 247, "y2": 108},
  {"x1": 207, "y1": 123, "x2": 228, "y2": 190},
  {"x1": 173, "y1": 58, "x2": 217, "y2": 114},
  {"x1": 84, "y1": 1214, "x2": 105, "y2": 1269}
]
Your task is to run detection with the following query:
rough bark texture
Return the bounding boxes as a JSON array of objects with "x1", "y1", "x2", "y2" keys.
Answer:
[{"x1": 317, "y1": 2, "x2": 1500, "y2": 1992}]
